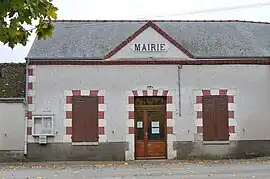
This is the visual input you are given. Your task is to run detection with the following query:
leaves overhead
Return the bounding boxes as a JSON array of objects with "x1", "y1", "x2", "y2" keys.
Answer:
[{"x1": 0, "y1": 0, "x2": 58, "y2": 48}]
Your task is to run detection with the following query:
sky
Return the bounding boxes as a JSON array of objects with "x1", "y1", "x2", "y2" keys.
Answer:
[{"x1": 1, "y1": 0, "x2": 270, "y2": 63}]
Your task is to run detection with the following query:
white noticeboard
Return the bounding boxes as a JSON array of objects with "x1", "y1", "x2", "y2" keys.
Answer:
[
  {"x1": 137, "y1": 121, "x2": 143, "y2": 128},
  {"x1": 152, "y1": 128, "x2": 159, "y2": 134},
  {"x1": 151, "y1": 121, "x2": 159, "y2": 128}
]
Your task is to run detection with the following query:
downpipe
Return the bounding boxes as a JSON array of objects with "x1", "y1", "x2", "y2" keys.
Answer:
[
  {"x1": 24, "y1": 59, "x2": 29, "y2": 156},
  {"x1": 177, "y1": 65, "x2": 182, "y2": 116}
]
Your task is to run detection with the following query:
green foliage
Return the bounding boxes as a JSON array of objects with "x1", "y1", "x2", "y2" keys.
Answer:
[
  {"x1": 0, "y1": 63, "x2": 25, "y2": 98},
  {"x1": 0, "y1": 0, "x2": 58, "y2": 48}
]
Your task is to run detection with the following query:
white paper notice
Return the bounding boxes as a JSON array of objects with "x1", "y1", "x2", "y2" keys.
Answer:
[
  {"x1": 137, "y1": 121, "x2": 143, "y2": 128},
  {"x1": 152, "y1": 127, "x2": 159, "y2": 134},
  {"x1": 151, "y1": 121, "x2": 159, "y2": 128}
]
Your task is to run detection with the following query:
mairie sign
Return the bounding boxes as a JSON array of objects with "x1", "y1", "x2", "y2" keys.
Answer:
[{"x1": 130, "y1": 43, "x2": 169, "y2": 52}]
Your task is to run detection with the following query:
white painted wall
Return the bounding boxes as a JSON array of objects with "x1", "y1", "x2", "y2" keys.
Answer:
[
  {"x1": 109, "y1": 27, "x2": 188, "y2": 59},
  {"x1": 31, "y1": 64, "x2": 270, "y2": 143},
  {"x1": 0, "y1": 103, "x2": 25, "y2": 150}
]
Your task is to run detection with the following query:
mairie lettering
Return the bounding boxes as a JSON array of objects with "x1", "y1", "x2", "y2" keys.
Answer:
[{"x1": 132, "y1": 43, "x2": 168, "y2": 52}]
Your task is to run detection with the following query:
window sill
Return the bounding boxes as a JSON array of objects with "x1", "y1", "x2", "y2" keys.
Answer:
[
  {"x1": 203, "y1": 141, "x2": 230, "y2": 145},
  {"x1": 72, "y1": 142, "x2": 99, "y2": 146},
  {"x1": 32, "y1": 134, "x2": 54, "y2": 137}
]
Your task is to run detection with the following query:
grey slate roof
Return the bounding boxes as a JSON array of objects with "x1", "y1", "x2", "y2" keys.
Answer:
[{"x1": 26, "y1": 20, "x2": 270, "y2": 59}]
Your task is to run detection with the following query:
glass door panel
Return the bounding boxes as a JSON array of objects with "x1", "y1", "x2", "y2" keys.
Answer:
[
  {"x1": 147, "y1": 111, "x2": 165, "y2": 141},
  {"x1": 135, "y1": 110, "x2": 144, "y2": 141}
]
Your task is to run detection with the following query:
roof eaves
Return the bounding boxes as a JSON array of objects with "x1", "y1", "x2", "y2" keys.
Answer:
[
  {"x1": 25, "y1": 57, "x2": 104, "y2": 61},
  {"x1": 50, "y1": 19, "x2": 270, "y2": 24},
  {"x1": 194, "y1": 56, "x2": 270, "y2": 59}
]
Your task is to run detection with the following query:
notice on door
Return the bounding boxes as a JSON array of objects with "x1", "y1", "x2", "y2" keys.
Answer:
[
  {"x1": 151, "y1": 121, "x2": 159, "y2": 127},
  {"x1": 152, "y1": 127, "x2": 159, "y2": 134},
  {"x1": 137, "y1": 121, "x2": 143, "y2": 128}
]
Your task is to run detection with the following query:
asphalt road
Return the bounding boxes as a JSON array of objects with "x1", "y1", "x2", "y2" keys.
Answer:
[{"x1": 0, "y1": 160, "x2": 270, "y2": 179}]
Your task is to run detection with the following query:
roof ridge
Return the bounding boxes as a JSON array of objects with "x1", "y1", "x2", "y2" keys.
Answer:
[{"x1": 50, "y1": 19, "x2": 270, "y2": 24}]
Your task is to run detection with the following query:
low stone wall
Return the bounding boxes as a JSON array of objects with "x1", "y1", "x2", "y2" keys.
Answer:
[
  {"x1": 0, "y1": 151, "x2": 25, "y2": 162},
  {"x1": 173, "y1": 140, "x2": 270, "y2": 159},
  {"x1": 26, "y1": 142, "x2": 128, "y2": 161}
]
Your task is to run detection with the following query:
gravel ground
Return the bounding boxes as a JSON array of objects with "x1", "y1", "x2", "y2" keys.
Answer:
[{"x1": 0, "y1": 158, "x2": 270, "y2": 179}]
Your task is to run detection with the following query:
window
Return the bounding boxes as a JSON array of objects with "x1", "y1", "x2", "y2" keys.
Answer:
[
  {"x1": 72, "y1": 96, "x2": 99, "y2": 142},
  {"x1": 33, "y1": 116, "x2": 54, "y2": 136},
  {"x1": 202, "y1": 96, "x2": 229, "y2": 141}
]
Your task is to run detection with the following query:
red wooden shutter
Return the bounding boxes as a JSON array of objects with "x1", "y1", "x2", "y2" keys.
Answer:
[
  {"x1": 72, "y1": 96, "x2": 98, "y2": 142},
  {"x1": 85, "y1": 96, "x2": 99, "y2": 142},
  {"x1": 215, "y1": 96, "x2": 229, "y2": 141},
  {"x1": 202, "y1": 96, "x2": 216, "y2": 141}
]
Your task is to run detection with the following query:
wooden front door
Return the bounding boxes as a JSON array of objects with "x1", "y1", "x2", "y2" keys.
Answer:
[{"x1": 134, "y1": 97, "x2": 167, "y2": 159}]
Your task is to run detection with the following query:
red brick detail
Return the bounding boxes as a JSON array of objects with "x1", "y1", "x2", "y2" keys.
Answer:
[
  {"x1": 99, "y1": 127, "x2": 105, "y2": 135},
  {"x1": 229, "y1": 126, "x2": 236, "y2": 133},
  {"x1": 132, "y1": 90, "x2": 138, "y2": 96},
  {"x1": 166, "y1": 96, "x2": 172, "y2": 104},
  {"x1": 29, "y1": 59, "x2": 270, "y2": 66},
  {"x1": 72, "y1": 90, "x2": 81, "y2": 96},
  {"x1": 28, "y1": 96, "x2": 33, "y2": 104},
  {"x1": 128, "y1": 127, "x2": 134, "y2": 134},
  {"x1": 27, "y1": 127, "x2": 32, "y2": 135},
  {"x1": 128, "y1": 111, "x2": 134, "y2": 119},
  {"x1": 219, "y1": 89, "x2": 228, "y2": 95},
  {"x1": 66, "y1": 127, "x2": 72, "y2": 134},
  {"x1": 98, "y1": 96, "x2": 104, "y2": 104},
  {"x1": 90, "y1": 90, "x2": 99, "y2": 96},
  {"x1": 142, "y1": 90, "x2": 147, "y2": 96},
  {"x1": 66, "y1": 111, "x2": 72, "y2": 119},
  {"x1": 202, "y1": 90, "x2": 210, "y2": 96},
  {"x1": 228, "y1": 96, "x2": 234, "y2": 103},
  {"x1": 66, "y1": 96, "x2": 72, "y2": 104},
  {"x1": 28, "y1": 82, "x2": 33, "y2": 90},
  {"x1": 153, "y1": 90, "x2": 158, "y2": 96},
  {"x1": 28, "y1": 69, "x2": 33, "y2": 76},
  {"x1": 196, "y1": 96, "x2": 203, "y2": 103},
  {"x1": 228, "y1": 111, "x2": 234, "y2": 118},
  {"x1": 128, "y1": 96, "x2": 134, "y2": 104},
  {"x1": 166, "y1": 111, "x2": 173, "y2": 119},
  {"x1": 197, "y1": 126, "x2": 203, "y2": 133},
  {"x1": 98, "y1": 111, "x2": 104, "y2": 119},
  {"x1": 162, "y1": 90, "x2": 168, "y2": 96},
  {"x1": 27, "y1": 111, "x2": 32, "y2": 120},
  {"x1": 167, "y1": 127, "x2": 173, "y2": 134},
  {"x1": 197, "y1": 111, "x2": 203, "y2": 119}
]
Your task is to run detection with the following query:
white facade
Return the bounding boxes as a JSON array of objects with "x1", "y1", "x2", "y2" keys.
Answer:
[{"x1": 26, "y1": 64, "x2": 270, "y2": 159}]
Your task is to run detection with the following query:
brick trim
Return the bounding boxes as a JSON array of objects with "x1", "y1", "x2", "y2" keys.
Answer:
[
  {"x1": 63, "y1": 89, "x2": 107, "y2": 143},
  {"x1": 27, "y1": 65, "x2": 36, "y2": 142},
  {"x1": 125, "y1": 89, "x2": 176, "y2": 160},
  {"x1": 28, "y1": 59, "x2": 270, "y2": 65},
  {"x1": 194, "y1": 88, "x2": 237, "y2": 141}
]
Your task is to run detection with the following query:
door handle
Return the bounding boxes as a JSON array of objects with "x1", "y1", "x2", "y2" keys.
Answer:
[{"x1": 144, "y1": 132, "x2": 148, "y2": 139}]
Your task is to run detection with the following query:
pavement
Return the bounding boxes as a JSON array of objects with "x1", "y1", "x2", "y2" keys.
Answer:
[{"x1": 0, "y1": 158, "x2": 270, "y2": 178}]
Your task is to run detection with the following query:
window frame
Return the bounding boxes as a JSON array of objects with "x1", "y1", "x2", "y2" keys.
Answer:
[{"x1": 32, "y1": 115, "x2": 54, "y2": 136}]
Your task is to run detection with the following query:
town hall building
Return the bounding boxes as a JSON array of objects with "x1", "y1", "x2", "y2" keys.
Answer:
[{"x1": 24, "y1": 20, "x2": 270, "y2": 161}]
